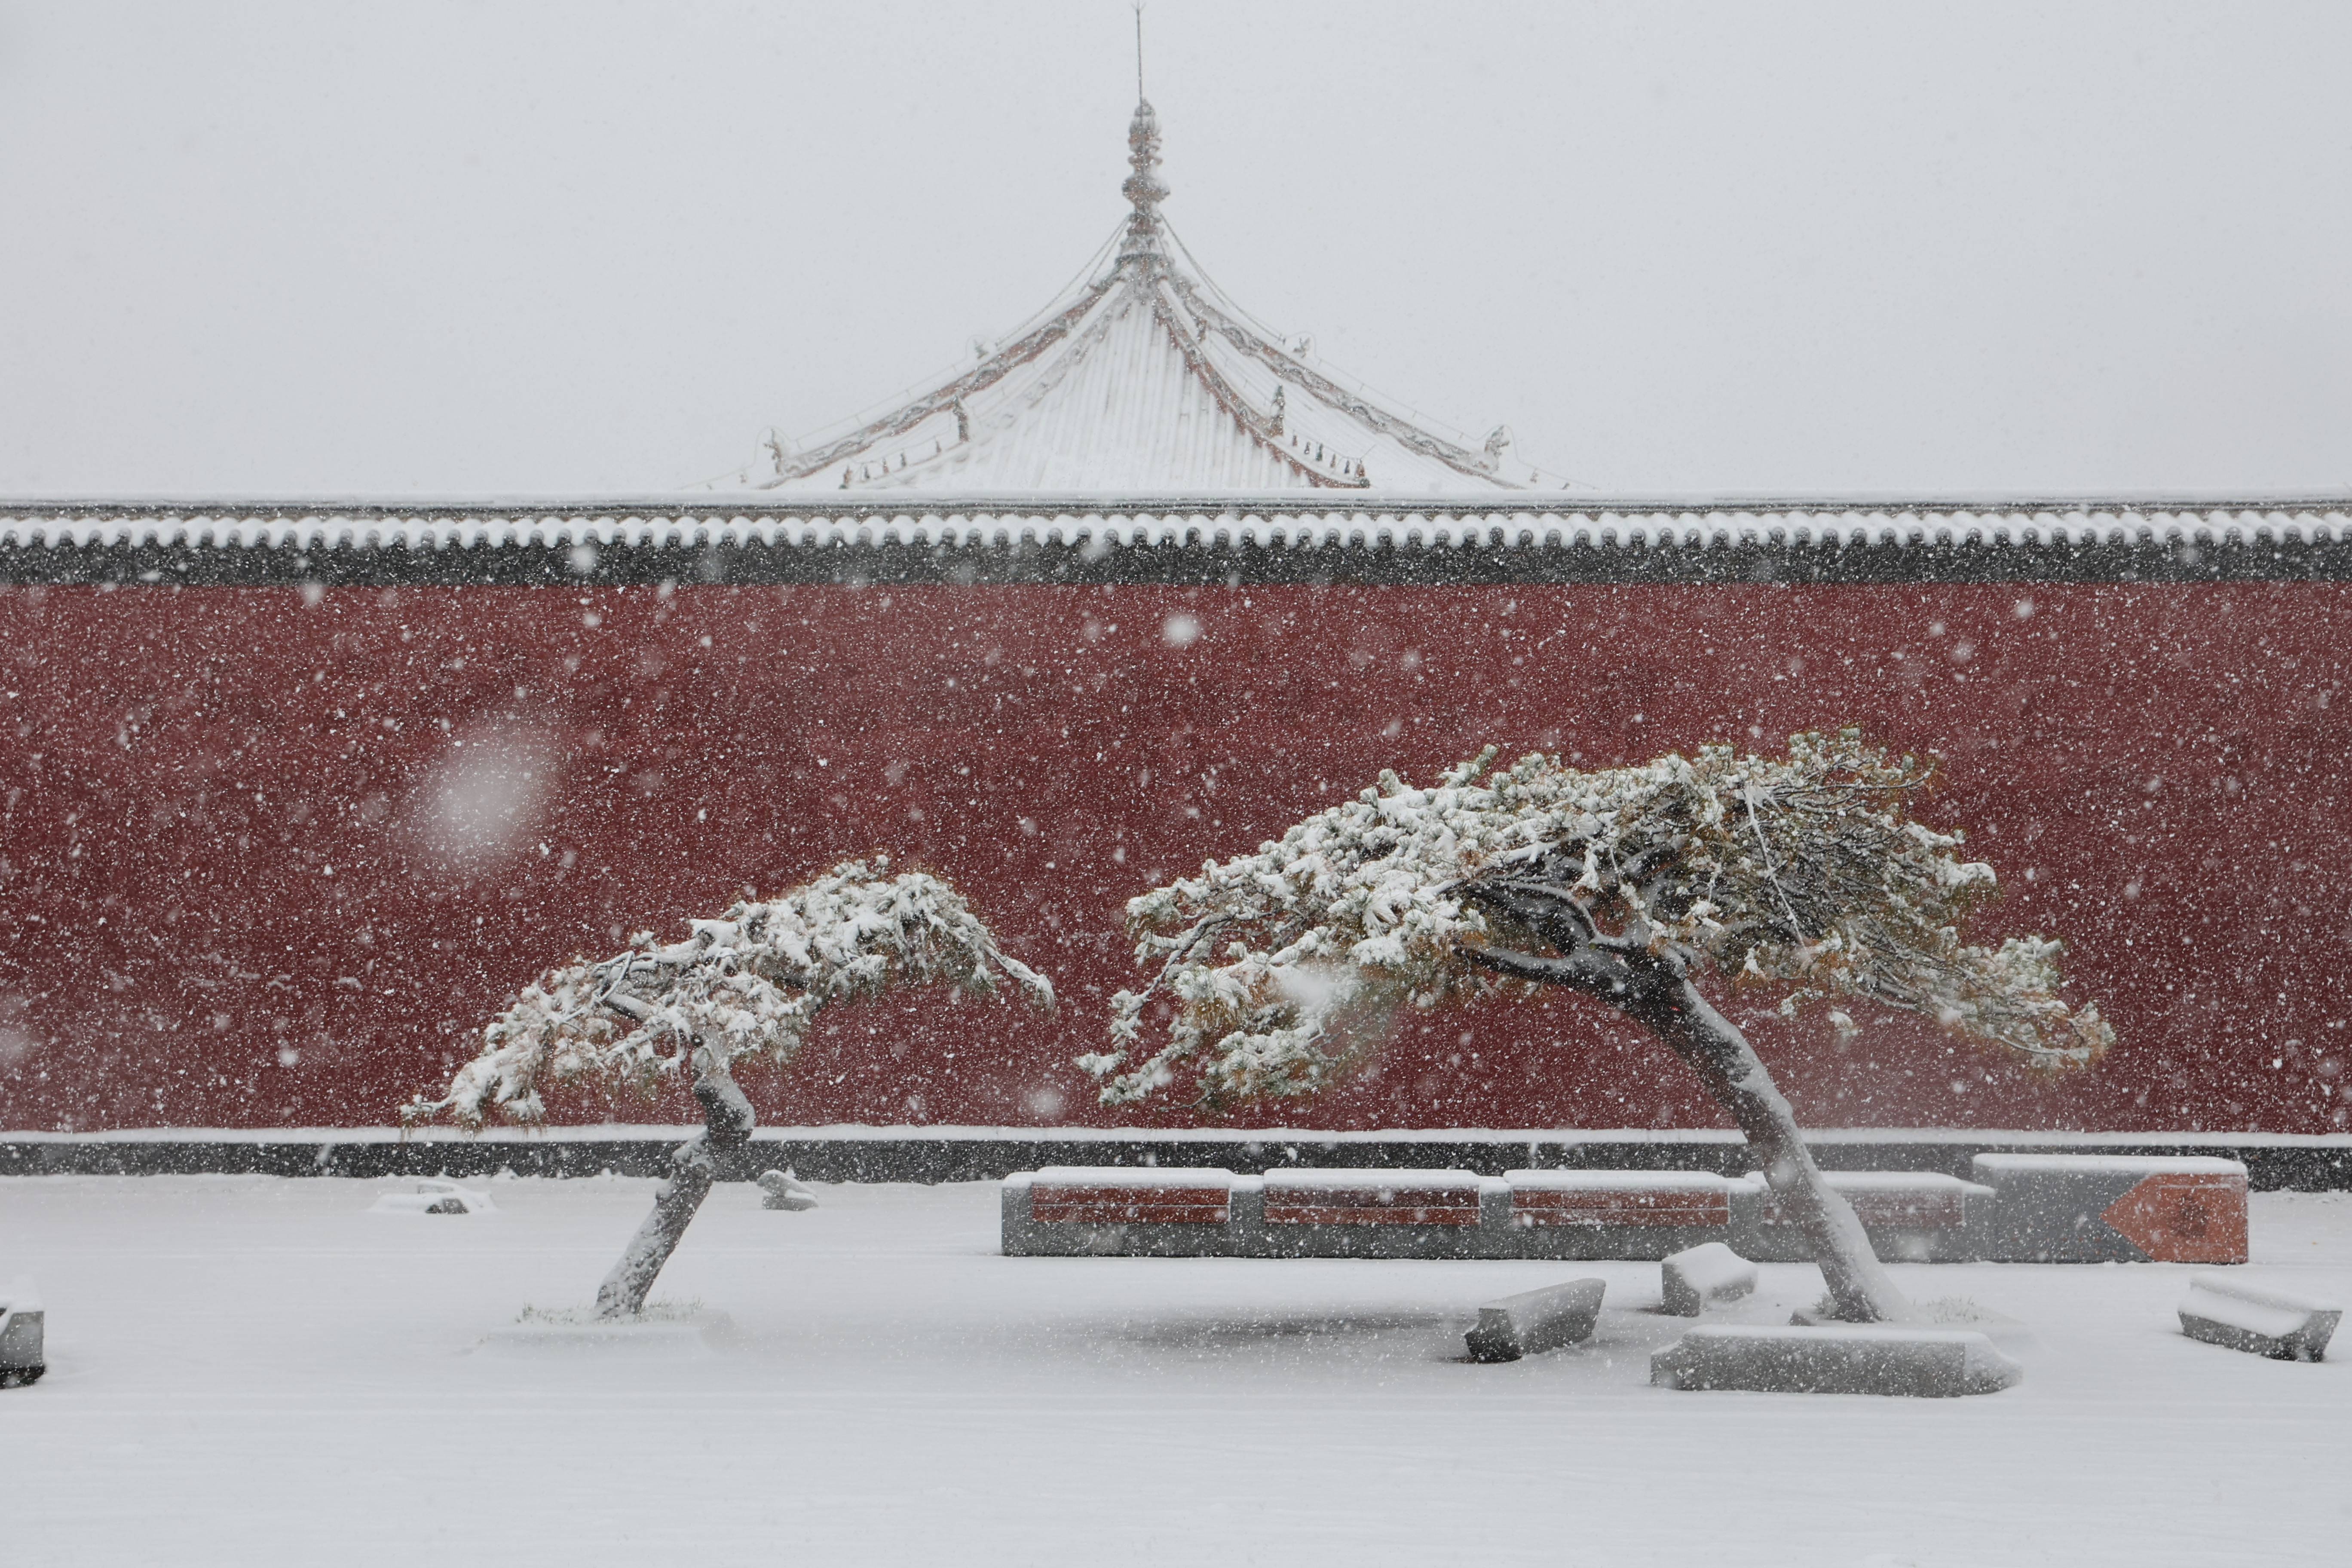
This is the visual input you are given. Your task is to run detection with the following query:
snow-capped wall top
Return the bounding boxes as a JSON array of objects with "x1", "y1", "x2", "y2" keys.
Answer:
[{"x1": 0, "y1": 497, "x2": 2346, "y2": 585}]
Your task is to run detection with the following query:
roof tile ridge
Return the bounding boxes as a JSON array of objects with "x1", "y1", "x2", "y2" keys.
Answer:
[
  {"x1": 764, "y1": 274, "x2": 1123, "y2": 488},
  {"x1": 861, "y1": 283, "x2": 1145, "y2": 489},
  {"x1": 1146, "y1": 279, "x2": 1364, "y2": 490},
  {"x1": 1168, "y1": 273, "x2": 1519, "y2": 490}
]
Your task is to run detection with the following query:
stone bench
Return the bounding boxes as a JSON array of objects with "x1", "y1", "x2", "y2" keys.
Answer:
[{"x1": 997, "y1": 1156, "x2": 2254, "y2": 1266}]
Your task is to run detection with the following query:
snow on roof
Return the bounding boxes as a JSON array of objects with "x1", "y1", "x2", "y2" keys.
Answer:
[{"x1": 708, "y1": 97, "x2": 1544, "y2": 496}]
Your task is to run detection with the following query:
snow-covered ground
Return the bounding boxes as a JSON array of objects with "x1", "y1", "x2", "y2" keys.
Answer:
[{"x1": 4, "y1": 1176, "x2": 2348, "y2": 1566}]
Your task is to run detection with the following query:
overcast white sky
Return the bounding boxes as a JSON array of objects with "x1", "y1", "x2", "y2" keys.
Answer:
[{"x1": 2, "y1": 1, "x2": 2347, "y2": 498}]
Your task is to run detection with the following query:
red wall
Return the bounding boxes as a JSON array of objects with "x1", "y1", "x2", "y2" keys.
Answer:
[{"x1": 1, "y1": 577, "x2": 2345, "y2": 1133}]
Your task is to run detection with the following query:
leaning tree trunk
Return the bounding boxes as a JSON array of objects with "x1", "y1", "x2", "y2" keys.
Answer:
[
  {"x1": 594, "y1": 1056, "x2": 756, "y2": 1320},
  {"x1": 1462, "y1": 891, "x2": 1912, "y2": 1325},
  {"x1": 1614, "y1": 975, "x2": 1911, "y2": 1323}
]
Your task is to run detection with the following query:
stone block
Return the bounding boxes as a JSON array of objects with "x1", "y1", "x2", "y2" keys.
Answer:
[
  {"x1": 1651, "y1": 1325, "x2": 2023, "y2": 1396},
  {"x1": 1464, "y1": 1279, "x2": 1607, "y2": 1361},
  {"x1": 1660, "y1": 1242, "x2": 1758, "y2": 1315},
  {"x1": 756, "y1": 1171, "x2": 820, "y2": 1211},
  {"x1": 1503, "y1": 1170, "x2": 1763, "y2": 1261},
  {"x1": 368, "y1": 1179, "x2": 496, "y2": 1215},
  {"x1": 2177, "y1": 1274, "x2": 2341, "y2": 1361},
  {"x1": 1972, "y1": 1154, "x2": 2248, "y2": 1263},
  {"x1": 0, "y1": 1277, "x2": 44, "y2": 1389}
]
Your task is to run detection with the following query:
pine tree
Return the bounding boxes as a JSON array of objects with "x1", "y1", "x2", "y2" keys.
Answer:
[
  {"x1": 1081, "y1": 732, "x2": 2108, "y2": 1323},
  {"x1": 408, "y1": 858, "x2": 1052, "y2": 1318}
]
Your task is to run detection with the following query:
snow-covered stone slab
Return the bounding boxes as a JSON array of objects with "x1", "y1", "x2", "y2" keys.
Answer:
[
  {"x1": 1660, "y1": 1243, "x2": 1758, "y2": 1315},
  {"x1": 0, "y1": 1277, "x2": 45, "y2": 1389},
  {"x1": 478, "y1": 1307, "x2": 735, "y2": 1359},
  {"x1": 2177, "y1": 1274, "x2": 2341, "y2": 1361},
  {"x1": 1651, "y1": 1325, "x2": 2023, "y2": 1396},
  {"x1": 1750, "y1": 1171, "x2": 1994, "y2": 1263},
  {"x1": 756, "y1": 1171, "x2": 820, "y2": 1211},
  {"x1": 1972, "y1": 1154, "x2": 2248, "y2": 1263},
  {"x1": 1465, "y1": 1279, "x2": 1607, "y2": 1362},
  {"x1": 368, "y1": 1179, "x2": 496, "y2": 1215},
  {"x1": 1503, "y1": 1170, "x2": 1762, "y2": 1260}
]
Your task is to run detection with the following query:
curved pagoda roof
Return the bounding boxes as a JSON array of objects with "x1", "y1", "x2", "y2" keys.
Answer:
[{"x1": 739, "y1": 99, "x2": 1552, "y2": 496}]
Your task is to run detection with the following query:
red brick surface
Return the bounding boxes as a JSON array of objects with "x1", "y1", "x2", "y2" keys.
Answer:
[
  {"x1": 1265, "y1": 1185, "x2": 1483, "y2": 1226},
  {"x1": 1031, "y1": 1185, "x2": 1231, "y2": 1225},
  {"x1": 3, "y1": 579, "x2": 2346, "y2": 1132}
]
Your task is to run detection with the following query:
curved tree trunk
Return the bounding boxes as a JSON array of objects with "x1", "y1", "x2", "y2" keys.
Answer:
[
  {"x1": 1614, "y1": 977, "x2": 1911, "y2": 1323},
  {"x1": 1460, "y1": 886, "x2": 1911, "y2": 1324},
  {"x1": 594, "y1": 1057, "x2": 755, "y2": 1320}
]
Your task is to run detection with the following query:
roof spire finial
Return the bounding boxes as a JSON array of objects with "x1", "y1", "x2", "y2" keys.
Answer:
[{"x1": 1119, "y1": 6, "x2": 1168, "y2": 268}]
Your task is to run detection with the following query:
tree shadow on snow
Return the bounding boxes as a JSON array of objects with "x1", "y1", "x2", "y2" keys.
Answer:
[{"x1": 1093, "y1": 1309, "x2": 1459, "y2": 1360}]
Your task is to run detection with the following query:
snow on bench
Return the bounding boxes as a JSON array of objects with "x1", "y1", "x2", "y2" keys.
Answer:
[
  {"x1": 1026, "y1": 1166, "x2": 1236, "y2": 1225},
  {"x1": 1972, "y1": 1154, "x2": 2249, "y2": 1264},
  {"x1": 1504, "y1": 1170, "x2": 1746, "y2": 1228},
  {"x1": 1651, "y1": 1324, "x2": 2023, "y2": 1397},
  {"x1": 1660, "y1": 1243, "x2": 1758, "y2": 1315},
  {"x1": 1261, "y1": 1169, "x2": 1485, "y2": 1227},
  {"x1": 2177, "y1": 1274, "x2": 2341, "y2": 1362}
]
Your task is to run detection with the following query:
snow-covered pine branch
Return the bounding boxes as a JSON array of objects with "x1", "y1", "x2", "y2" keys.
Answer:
[
  {"x1": 1081, "y1": 730, "x2": 2113, "y2": 1325},
  {"x1": 1083, "y1": 731, "x2": 2107, "y2": 1112},
  {"x1": 406, "y1": 856, "x2": 1051, "y2": 1320},
  {"x1": 407, "y1": 856, "x2": 1054, "y2": 1131}
]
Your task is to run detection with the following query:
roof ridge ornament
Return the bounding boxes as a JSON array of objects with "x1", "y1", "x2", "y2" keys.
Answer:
[{"x1": 1119, "y1": 6, "x2": 1167, "y2": 270}]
